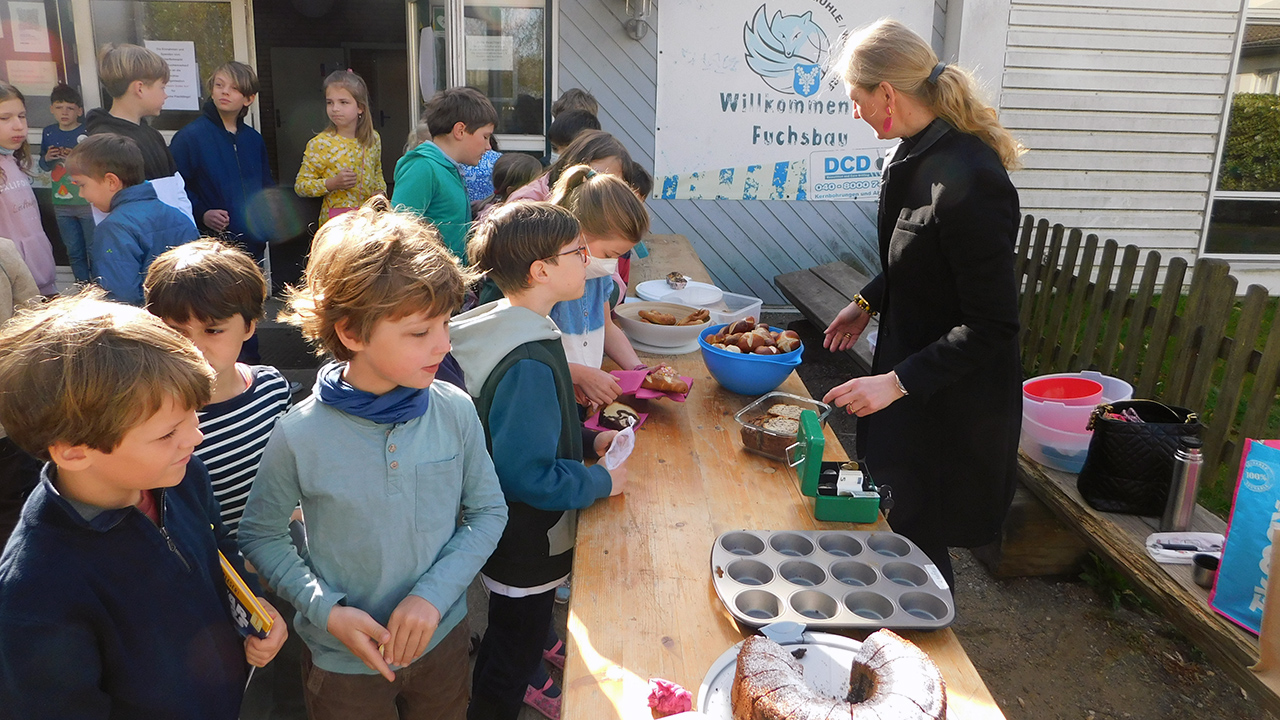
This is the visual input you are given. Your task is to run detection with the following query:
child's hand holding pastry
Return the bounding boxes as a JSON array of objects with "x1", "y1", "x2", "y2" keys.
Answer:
[
  {"x1": 244, "y1": 597, "x2": 288, "y2": 667},
  {"x1": 570, "y1": 363, "x2": 622, "y2": 406}
]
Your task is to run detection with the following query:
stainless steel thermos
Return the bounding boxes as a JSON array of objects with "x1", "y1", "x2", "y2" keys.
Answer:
[{"x1": 1160, "y1": 436, "x2": 1204, "y2": 532}]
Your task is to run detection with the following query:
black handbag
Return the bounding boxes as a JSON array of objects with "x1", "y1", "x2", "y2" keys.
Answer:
[{"x1": 1076, "y1": 400, "x2": 1203, "y2": 516}]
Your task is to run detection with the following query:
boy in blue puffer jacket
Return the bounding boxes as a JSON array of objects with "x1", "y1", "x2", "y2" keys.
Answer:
[
  {"x1": 170, "y1": 61, "x2": 276, "y2": 260},
  {"x1": 67, "y1": 133, "x2": 199, "y2": 305}
]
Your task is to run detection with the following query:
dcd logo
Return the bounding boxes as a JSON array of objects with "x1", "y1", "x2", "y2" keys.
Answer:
[{"x1": 825, "y1": 155, "x2": 878, "y2": 174}]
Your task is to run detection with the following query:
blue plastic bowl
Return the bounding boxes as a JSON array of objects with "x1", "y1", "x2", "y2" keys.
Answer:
[{"x1": 698, "y1": 324, "x2": 803, "y2": 395}]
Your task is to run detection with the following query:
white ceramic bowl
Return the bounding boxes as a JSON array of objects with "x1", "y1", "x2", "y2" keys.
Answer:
[{"x1": 615, "y1": 301, "x2": 712, "y2": 348}]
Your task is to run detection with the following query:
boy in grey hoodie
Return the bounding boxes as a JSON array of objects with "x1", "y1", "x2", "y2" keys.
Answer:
[{"x1": 450, "y1": 201, "x2": 630, "y2": 720}]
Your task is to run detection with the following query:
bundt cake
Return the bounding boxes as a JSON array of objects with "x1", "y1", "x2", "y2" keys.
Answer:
[{"x1": 730, "y1": 630, "x2": 946, "y2": 719}]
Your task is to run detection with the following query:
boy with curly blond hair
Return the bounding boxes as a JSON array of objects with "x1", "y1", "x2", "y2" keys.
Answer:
[{"x1": 237, "y1": 197, "x2": 508, "y2": 720}]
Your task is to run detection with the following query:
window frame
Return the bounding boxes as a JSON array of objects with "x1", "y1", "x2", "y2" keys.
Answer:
[
  {"x1": 1201, "y1": 6, "x2": 1280, "y2": 259},
  {"x1": 405, "y1": 0, "x2": 553, "y2": 154}
]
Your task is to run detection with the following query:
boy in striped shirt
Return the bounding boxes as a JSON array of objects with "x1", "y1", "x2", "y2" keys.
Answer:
[
  {"x1": 144, "y1": 239, "x2": 291, "y2": 537},
  {"x1": 144, "y1": 239, "x2": 301, "y2": 716}
]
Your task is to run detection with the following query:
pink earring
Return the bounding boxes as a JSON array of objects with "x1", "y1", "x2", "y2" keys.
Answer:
[{"x1": 882, "y1": 108, "x2": 893, "y2": 135}]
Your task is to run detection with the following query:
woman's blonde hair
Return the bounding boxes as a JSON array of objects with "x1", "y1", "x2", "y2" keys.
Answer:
[
  {"x1": 281, "y1": 196, "x2": 476, "y2": 361},
  {"x1": 323, "y1": 69, "x2": 375, "y2": 148},
  {"x1": 838, "y1": 18, "x2": 1025, "y2": 170},
  {"x1": 549, "y1": 164, "x2": 649, "y2": 244}
]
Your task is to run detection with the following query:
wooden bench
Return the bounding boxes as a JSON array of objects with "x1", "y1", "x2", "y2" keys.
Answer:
[
  {"x1": 774, "y1": 261, "x2": 876, "y2": 373},
  {"x1": 775, "y1": 214, "x2": 1280, "y2": 715}
]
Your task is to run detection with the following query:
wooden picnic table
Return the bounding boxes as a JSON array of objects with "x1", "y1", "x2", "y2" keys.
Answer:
[{"x1": 561, "y1": 237, "x2": 1006, "y2": 719}]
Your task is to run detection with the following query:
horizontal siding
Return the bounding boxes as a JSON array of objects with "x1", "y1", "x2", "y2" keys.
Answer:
[
  {"x1": 559, "y1": 0, "x2": 882, "y2": 305},
  {"x1": 1001, "y1": 0, "x2": 1243, "y2": 262}
]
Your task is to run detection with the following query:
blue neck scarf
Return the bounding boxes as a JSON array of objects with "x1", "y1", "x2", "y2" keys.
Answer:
[{"x1": 316, "y1": 361, "x2": 430, "y2": 424}]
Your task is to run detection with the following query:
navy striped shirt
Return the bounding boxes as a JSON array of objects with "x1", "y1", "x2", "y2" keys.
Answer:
[{"x1": 196, "y1": 365, "x2": 291, "y2": 538}]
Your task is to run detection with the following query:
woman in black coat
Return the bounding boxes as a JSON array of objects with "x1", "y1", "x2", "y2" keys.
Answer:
[{"x1": 822, "y1": 19, "x2": 1026, "y2": 586}]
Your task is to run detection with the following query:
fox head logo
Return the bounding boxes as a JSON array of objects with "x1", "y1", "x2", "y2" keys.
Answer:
[{"x1": 743, "y1": 4, "x2": 830, "y2": 96}]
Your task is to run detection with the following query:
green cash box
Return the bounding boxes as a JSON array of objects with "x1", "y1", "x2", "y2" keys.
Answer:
[{"x1": 790, "y1": 410, "x2": 881, "y2": 524}]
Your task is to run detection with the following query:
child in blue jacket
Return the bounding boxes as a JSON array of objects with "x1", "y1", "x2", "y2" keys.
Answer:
[
  {"x1": 0, "y1": 292, "x2": 287, "y2": 719},
  {"x1": 170, "y1": 61, "x2": 276, "y2": 260},
  {"x1": 66, "y1": 133, "x2": 199, "y2": 305}
]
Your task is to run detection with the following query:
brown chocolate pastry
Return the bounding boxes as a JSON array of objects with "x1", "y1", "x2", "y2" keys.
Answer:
[{"x1": 600, "y1": 401, "x2": 640, "y2": 431}]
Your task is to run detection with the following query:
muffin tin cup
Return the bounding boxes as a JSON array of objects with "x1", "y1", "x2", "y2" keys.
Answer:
[{"x1": 712, "y1": 530, "x2": 955, "y2": 630}]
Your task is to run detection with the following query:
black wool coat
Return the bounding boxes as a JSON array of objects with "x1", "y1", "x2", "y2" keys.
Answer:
[{"x1": 856, "y1": 118, "x2": 1022, "y2": 549}]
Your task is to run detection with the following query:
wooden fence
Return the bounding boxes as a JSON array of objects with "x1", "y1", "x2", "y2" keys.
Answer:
[{"x1": 1016, "y1": 215, "x2": 1280, "y2": 490}]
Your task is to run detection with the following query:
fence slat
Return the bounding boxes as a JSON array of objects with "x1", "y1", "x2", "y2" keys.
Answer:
[
  {"x1": 1185, "y1": 271, "x2": 1238, "y2": 413},
  {"x1": 1053, "y1": 233, "x2": 1100, "y2": 374},
  {"x1": 1136, "y1": 257, "x2": 1189, "y2": 399},
  {"x1": 1096, "y1": 244, "x2": 1140, "y2": 374},
  {"x1": 1204, "y1": 285, "x2": 1269, "y2": 486},
  {"x1": 1238, "y1": 308, "x2": 1280, "y2": 461},
  {"x1": 1038, "y1": 228, "x2": 1083, "y2": 373},
  {"x1": 1116, "y1": 250, "x2": 1162, "y2": 382},
  {"x1": 1018, "y1": 219, "x2": 1051, "y2": 357},
  {"x1": 1077, "y1": 239, "x2": 1119, "y2": 370},
  {"x1": 1014, "y1": 214, "x2": 1035, "y2": 290},
  {"x1": 1166, "y1": 261, "x2": 1225, "y2": 406},
  {"x1": 1027, "y1": 224, "x2": 1066, "y2": 372}
]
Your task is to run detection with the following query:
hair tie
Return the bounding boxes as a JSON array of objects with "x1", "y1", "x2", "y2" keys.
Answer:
[
  {"x1": 584, "y1": 169, "x2": 598, "y2": 179},
  {"x1": 927, "y1": 62, "x2": 947, "y2": 85}
]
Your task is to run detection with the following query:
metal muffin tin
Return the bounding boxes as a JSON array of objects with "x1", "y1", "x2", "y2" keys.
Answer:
[{"x1": 711, "y1": 530, "x2": 955, "y2": 630}]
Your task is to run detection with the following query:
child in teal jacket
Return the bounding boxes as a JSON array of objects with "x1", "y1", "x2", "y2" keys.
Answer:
[{"x1": 391, "y1": 88, "x2": 496, "y2": 260}]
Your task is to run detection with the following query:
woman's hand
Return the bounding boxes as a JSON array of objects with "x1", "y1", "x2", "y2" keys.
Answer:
[
  {"x1": 569, "y1": 363, "x2": 622, "y2": 407},
  {"x1": 325, "y1": 168, "x2": 358, "y2": 191},
  {"x1": 822, "y1": 372, "x2": 906, "y2": 417},
  {"x1": 823, "y1": 302, "x2": 872, "y2": 352}
]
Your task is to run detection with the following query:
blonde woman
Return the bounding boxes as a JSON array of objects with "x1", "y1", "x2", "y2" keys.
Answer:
[{"x1": 822, "y1": 18, "x2": 1026, "y2": 587}]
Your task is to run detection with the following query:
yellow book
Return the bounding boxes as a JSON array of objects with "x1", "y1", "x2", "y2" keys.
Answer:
[{"x1": 219, "y1": 550, "x2": 273, "y2": 639}]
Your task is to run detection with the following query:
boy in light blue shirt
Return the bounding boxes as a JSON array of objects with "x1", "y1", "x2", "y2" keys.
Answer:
[{"x1": 237, "y1": 197, "x2": 508, "y2": 720}]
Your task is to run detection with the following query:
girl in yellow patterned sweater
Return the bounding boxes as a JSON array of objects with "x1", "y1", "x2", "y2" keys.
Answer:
[{"x1": 294, "y1": 70, "x2": 385, "y2": 225}]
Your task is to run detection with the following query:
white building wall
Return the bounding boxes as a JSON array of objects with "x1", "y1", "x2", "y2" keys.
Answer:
[{"x1": 958, "y1": 0, "x2": 1247, "y2": 269}]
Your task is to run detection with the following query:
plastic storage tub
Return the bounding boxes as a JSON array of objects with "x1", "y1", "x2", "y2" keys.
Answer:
[
  {"x1": 734, "y1": 391, "x2": 833, "y2": 461},
  {"x1": 1021, "y1": 371, "x2": 1134, "y2": 433},
  {"x1": 1020, "y1": 413, "x2": 1092, "y2": 473},
  {"x1": 707, "y1": 292, "x2": 764, "y2": 326},
  {"x1": 1023, "y1": 376, "x2": 1103, "y2": 406}
]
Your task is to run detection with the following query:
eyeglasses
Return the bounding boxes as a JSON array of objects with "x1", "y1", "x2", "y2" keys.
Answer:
[{"x1": 541, "y1": 244, "x2": 589, "y2": 264}]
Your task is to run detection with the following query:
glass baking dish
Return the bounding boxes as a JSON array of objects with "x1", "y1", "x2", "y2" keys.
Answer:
[{"x1": 734, "y1": 391, "x2": 834, "y2": 461}]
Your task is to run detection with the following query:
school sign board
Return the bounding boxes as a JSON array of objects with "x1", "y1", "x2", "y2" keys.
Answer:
[{"x1": 655, "y1": 1, "x2": 933, "y2": 202}]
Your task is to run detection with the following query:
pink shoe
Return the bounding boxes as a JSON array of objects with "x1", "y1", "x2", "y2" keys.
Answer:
[
  {"x1": 542, "y1": 638, "x2": 566, "y2": 670},
  {"x1": 524, "y1": 677, "x2": 562, "y2": 720}
]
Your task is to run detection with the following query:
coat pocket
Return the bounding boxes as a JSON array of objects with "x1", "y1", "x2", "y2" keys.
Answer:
[{"x1": 415, "y1": 455, "x2": 462, "y2": 533}]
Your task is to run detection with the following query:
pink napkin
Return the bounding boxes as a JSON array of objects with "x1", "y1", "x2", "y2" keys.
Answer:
[
  {"x1": 647, "y1": 678, "x2": 693, "y2": 717},
  {"x1": 610, "y1": 369, "x2": 693, "y2": 402}
]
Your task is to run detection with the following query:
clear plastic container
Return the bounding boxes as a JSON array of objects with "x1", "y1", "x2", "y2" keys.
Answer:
[
  {"x1": 1019, "y1": 414, "x2": 1091, "y2": 473},
  {"x1": 707, "y1": 292, "x2": 764, "y2": 326},
  {"x1": 734, "y1": 392, "x2": 833, "y2": 461}
]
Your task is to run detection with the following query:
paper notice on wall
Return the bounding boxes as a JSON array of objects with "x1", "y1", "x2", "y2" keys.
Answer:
[
  {"x1": 144, "y1": 40, "x2": 200, "y2": 111},
  {"x1": 5, "y1": 59, "x2": 56, "y2": 95},
  {"x1": 465, "y1": 35, "x2": 513, "y2": 72},
  {"x1": 8, "y1": 2, "x2": 48, "y2": 54}
]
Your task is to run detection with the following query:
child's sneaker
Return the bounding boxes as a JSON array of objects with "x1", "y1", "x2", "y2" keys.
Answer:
[
  {"x1": 524, "y1": 677, "x2": 562, "y2": 720},
  {"x1": 542, "y1": 637, "x2": 566, "y2": 670},
  {"x1": 554, "y1": 578, "x2": 571, "y2": 604}
]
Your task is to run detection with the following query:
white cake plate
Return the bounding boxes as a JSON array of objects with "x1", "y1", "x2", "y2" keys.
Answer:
[{"x1": 697, "y1": 623, "x2": 862, "y2": 718}]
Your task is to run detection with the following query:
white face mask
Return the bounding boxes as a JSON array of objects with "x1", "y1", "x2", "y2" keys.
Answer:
[{"x1": 585, "y1": 255, "x2": 620, "y2": 279}]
